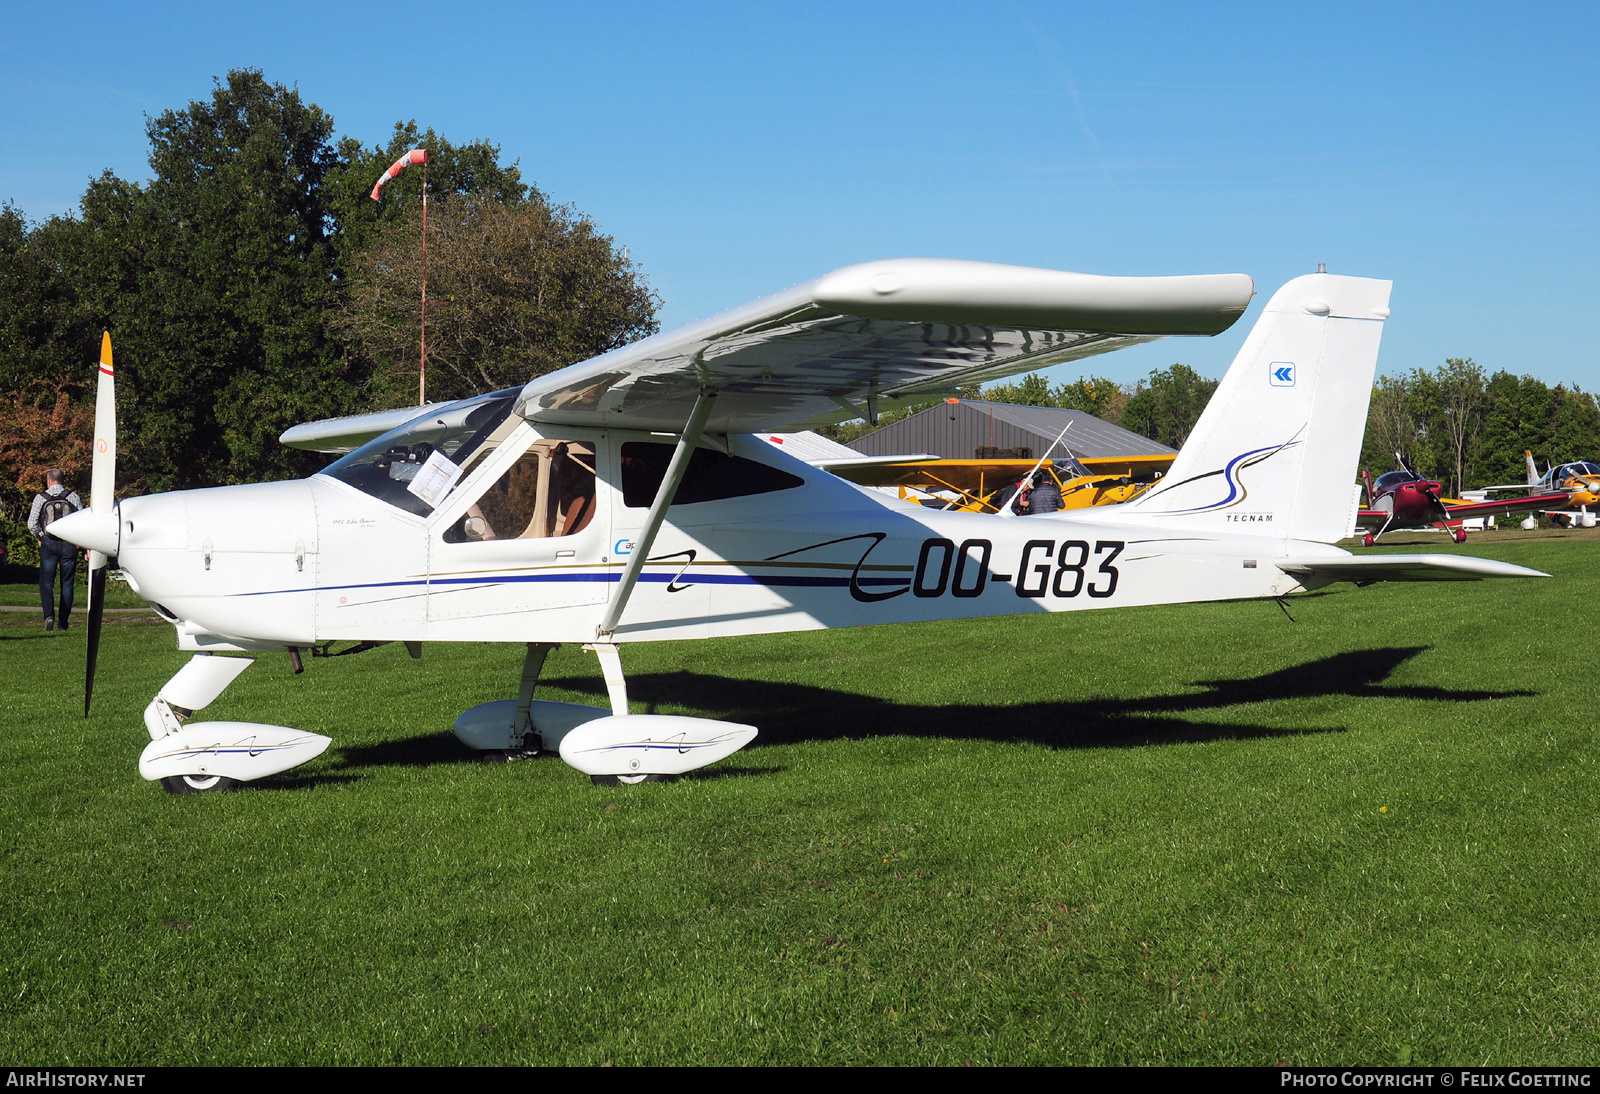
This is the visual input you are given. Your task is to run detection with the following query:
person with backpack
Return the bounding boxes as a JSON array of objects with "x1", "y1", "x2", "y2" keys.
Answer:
[{"x1": 28, "y1": 469, "x2": 83, "y2": 632}]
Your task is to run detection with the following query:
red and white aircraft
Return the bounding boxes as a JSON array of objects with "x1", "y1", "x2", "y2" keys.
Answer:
[
  {"x1": 1356, "y1": 456, "x2": 1573, "y2": 544},
  {"x1": 51, "y1": 260, "x2": 1545, "y2": 792}
]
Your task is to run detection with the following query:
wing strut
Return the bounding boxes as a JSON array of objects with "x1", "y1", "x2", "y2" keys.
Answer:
[{"x1": 596, "y1": 387, "x2": 719, "y2": 639}]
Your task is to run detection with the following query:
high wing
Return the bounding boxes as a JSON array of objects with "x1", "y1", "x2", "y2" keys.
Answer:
[
  {"x1": 514, "y1": 259, "x2": 1254, "y2": 435},
  {"x1": 281, "y1": 260, "x2": 1252, "y2": 450}
]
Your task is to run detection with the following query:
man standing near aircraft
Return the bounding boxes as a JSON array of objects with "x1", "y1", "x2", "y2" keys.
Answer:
[
  {"x1": 29, "y1": 469, "x2": 82, "y2": 632},
  {"x1": 1027, "y1": 469, "x2": 1063, "y2": 514}
]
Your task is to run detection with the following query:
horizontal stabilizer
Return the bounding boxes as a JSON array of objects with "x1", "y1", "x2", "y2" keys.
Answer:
[
  {"x1": 812, "y1": 453, "x2": 941, "y2": 472},
  {"x1": 1277, "y1": 554, "x2": 1548, "y2": 586}
]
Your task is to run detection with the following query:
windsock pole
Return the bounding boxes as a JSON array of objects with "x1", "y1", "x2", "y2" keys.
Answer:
[
  {"x1": 419, "y1": 158, "x2": 428, "y2": 406},
  {"x1": 370, "y1": 147, "x2": 432, "y2": 405}
]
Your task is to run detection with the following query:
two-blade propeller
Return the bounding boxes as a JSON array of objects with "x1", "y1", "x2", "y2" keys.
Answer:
[
  {"x1": 1395, "y1": 450, "x2": 1461, "y2": 542},
  {"x1": 84, "y1": 332, "x2": 117, "y2": 717}
]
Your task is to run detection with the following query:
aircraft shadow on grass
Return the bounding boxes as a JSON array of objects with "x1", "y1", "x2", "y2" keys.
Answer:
[{"x1": 334, "y1": 646, "x2": 1533, "y2": 774}]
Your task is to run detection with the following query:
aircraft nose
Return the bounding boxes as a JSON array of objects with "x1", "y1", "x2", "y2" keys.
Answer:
[{"x1": 47, "y1": 508, "x2": 119, "y2": 555}]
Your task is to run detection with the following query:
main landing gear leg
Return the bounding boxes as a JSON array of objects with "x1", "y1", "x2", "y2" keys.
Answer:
[
  {"x1": 507, "y1": 642, "x2": 558, "y2": 757},
  {"x1": 581, "y1": 642, "x2": 652, "y2": 785},
  {"x1": 453, "y1": 644, "x2": 616, "y2": 759},
  {"x1": 585, "y1": 641, "x2": 630, "y2": 717}
]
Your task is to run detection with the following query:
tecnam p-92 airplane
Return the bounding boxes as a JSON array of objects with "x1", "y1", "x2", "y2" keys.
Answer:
[{"x1": 51, "y1": 259, "x2": 1545, "y2": 792}]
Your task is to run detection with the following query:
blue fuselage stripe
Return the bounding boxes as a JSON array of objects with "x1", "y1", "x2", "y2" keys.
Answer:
[{"x1": 235, "y1": 571, "x2": 913, "y2": 598}]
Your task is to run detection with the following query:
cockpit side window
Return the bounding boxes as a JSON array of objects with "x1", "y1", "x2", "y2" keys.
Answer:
[
  {"x1": 320, "y1": 390, "x2": 520, "y2": 516},
  {"x1": 443, "y1": 440, "x2": 598, "y2": 543}
]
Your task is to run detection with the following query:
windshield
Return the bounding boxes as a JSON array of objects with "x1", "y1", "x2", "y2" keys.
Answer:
[
  {"x1": 1374, "y1": 470, "x2": 1418, "y2": 491},
  {"x1": 320, "y1": 390, "x2": 520, "y2": 516}
]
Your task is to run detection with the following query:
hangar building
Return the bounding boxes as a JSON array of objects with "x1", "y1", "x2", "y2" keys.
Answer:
[{"x1": 845, "y1": 400, "x2": 1174, "y2": 461}]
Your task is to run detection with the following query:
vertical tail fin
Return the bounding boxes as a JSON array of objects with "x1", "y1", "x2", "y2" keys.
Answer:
[
  {"x1": 1525, "y1": 450, "x2": 1538, "y2": 487},
  {"x1": 1122, "y1": 272, "x2": 1392, "y2": 543}
]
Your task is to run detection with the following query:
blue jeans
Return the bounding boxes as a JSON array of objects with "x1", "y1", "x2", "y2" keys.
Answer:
[{"x1": 39, "y1": 538, "x2": 77, "y2": 623}]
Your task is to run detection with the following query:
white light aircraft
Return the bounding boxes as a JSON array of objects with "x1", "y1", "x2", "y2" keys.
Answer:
[{"x1": 51, "y1": 260, "x2": 1545, "y2": 793}]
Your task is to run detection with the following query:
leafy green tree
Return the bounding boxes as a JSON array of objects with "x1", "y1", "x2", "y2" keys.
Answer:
[
  {"x1": 1400, "y1": 367, "x2": 1453, "y2": 484},
  {"x1": 981, "y1": 373, "x2": 1055, "y2": 407},
  {"x1": 1436, "y1": 358, "x2": 1487, "y2": 496},
  {"x1": 1121, "y1": 364, "x2": 1218, "y2": 448},
  {"x1": 334, "y1": 192, "x2": 659, "y2": 406},
  {"x1": 0, "y1": 204, "x2": 86, "y2": 394},
  {"x1": 815, "y1": 383, "x2": 984, "y2": 445},
  {"x1": 1545, "y1": 385, "x2": 1600, "y2": 466},
  {"x1": 1053, "y1": 375, "x2": 1126, "y2": 424},
  {"x1": 1360, "y1": 374, "x2": 1417, "y2": 476},
  {"x1": 325, "y1": 121, "x2": 529, "y2": 267},
  {"x1": 9, "y1": 71, "x2": 585, "y2": 493},
  {"x1": 1470, "y1": 371, "x2": 1555, "y2": 487},
  {"x1": 1360, "y1": 364, "x2": 1600, "y2": 496},
  {"x1": 976, "y1": 373, "x2": 1129, "y2": 423},
  {"x1": 39, "y1": 70, "x2": 354, "y2": 491}
]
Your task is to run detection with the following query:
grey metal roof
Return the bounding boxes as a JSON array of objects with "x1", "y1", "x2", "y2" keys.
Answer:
[{"x1": 845, "y1": 400, "x2": 1174, "y2": 460}]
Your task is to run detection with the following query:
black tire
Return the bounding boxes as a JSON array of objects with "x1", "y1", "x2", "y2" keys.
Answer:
[
  {"x1": 481, "y1": 748, "x2": 540, "y2": 764},
  {"x1": 160, "y1": 774, "x2": 241, "y2": 795}
]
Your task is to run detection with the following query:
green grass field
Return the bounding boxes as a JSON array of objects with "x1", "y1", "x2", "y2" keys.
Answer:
[
  {"x1": 1, "y1": 570, "x2": 147, "y2": 611},
  {"x1": 0, "y1": 534, "x2": 1595, "y2": 1065}
]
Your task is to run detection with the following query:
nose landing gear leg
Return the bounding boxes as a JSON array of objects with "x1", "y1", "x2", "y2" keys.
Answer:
[{"x1": 140, "y1": 653, "x2": 332, "y2": 793}]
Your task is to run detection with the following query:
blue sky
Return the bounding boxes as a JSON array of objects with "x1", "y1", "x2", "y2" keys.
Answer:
[{"x1": 4, "y1": 2, "x2": 1597, "y2": 390}]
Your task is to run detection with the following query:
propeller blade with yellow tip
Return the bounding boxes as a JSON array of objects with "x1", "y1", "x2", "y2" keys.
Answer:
[{"x1": 85, "y1": 331, "x2": 117, "y2": 717}]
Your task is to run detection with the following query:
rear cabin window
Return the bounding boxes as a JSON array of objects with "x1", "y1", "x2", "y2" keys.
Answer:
[{"x1": 620, "y1": 443, "x2": 803, "y2": 508}]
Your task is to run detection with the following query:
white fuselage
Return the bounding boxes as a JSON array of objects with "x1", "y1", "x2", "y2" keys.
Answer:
[{"x1": 113, "y1": 422, "x2": 1342, "y2": 653}]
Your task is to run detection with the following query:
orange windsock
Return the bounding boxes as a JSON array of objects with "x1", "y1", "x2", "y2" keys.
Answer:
[{"x1": 370, "y1": 148, "x2": 429, "y2": 201}]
